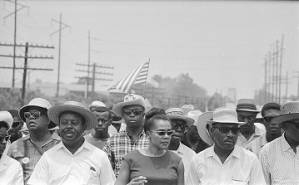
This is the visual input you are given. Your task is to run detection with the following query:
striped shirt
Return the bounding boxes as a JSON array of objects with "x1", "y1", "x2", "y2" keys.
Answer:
[
  {"x1": 259, "y1": 134, "x2": 299, "y2": 185},
  {"x1": 105, "y1": 130, "x2": 149, "y2": 176}
]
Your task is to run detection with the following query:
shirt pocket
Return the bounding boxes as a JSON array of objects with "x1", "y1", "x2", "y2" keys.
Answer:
[{"x1": 86, "y1": 167, "x2": 99, "y2": 185}]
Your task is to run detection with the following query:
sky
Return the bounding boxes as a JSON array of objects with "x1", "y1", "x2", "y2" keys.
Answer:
[{"x1": 0, "y1": 0, "x2": 298, "y2": 99}]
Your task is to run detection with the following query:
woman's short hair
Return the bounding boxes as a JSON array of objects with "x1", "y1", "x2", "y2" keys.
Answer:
[{"x1": 144, "y1": 114, "x2": 170, "y2": 132}]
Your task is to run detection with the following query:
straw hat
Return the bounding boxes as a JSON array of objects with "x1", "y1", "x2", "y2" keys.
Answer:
[
  {"x1": 196, "y1": 111, "x2": 213, "y2": 146},
  {"x1": 19, "y1": 98, "x2": 52, "y2": 122},
  {"x1": 113, "y1": 94, "x2": 146, "y2": 117},
  {"x1": 48, "y1": 101, "x2": 97, "y2": 130},
  {"x1": 272, "y1": 101, "x2": 299, "y2": 124},
  {"x1": 166, "y1": 108, "x2": 194, "y2": 127},
  {"x1": 213, "y1": 108, "x2": 245, "y2": 125}
]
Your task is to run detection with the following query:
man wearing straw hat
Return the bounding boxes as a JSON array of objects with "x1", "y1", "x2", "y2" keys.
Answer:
[
  {"x1": 0, "y1": 111, "x2": 23, "y2": 184},
  {"x1": 28, "y1": 101, "x2": 115, "y2": 185},
  {"x1": 8, "y1": 98, "x2": 60, "y2": 184},
  {"x1": 187, "y1": 108, "x2": 266, "y2": 185},
  {"x1": 259, "y1": 101, "x2": 299, "y2": 185}
]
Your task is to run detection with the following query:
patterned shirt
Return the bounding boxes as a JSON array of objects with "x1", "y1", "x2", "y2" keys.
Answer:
[
  {"x1": 7, "y1": 134, "x2": 60, "y2": 184},
  {"x1": 259, "y1": 134, "x2": 299, "y2": 185},
  {"x1": 105, "y1": 130, "x2": 149, "y2": 177}
]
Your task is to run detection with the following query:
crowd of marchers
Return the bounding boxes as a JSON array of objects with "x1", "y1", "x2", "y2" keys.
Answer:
[{"x1": 0, "y1": 93, "x2": 297, "y2": 185}]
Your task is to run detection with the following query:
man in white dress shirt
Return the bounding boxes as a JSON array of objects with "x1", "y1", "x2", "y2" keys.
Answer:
[
  {"x1": 28, "y1": 101, "x2": 115, "y2": 185},
  {"x1": 260, "y1": 101, "x2": 299, "y2": 185},
  {"x1": 187, "y1": 108, "x2": 266, "y2": 185}
]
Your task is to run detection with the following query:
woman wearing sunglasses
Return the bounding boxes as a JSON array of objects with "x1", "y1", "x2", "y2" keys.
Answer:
[{"x1": 115, "y1": 114, "x2": 184, "y2": 185}]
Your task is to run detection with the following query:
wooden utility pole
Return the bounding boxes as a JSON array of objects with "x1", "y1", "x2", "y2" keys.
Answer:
[
  {"x1": 21, "y1": 43, "x2": 29, "y2": 104},
  {"x1": 278, "y1": 35, "x2": 284, "y2": 104}
]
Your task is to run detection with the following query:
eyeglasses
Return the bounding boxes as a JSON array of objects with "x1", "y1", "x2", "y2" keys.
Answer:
[
  {"x1": 123, "y1": 109, "x2": 144, "y2": 116},
  {"x1": 24, "y1": 111, "x2": 41, "y2": 120},
  {"x1": 151, "y1": 130, "x2": 174, "y2": 136},
  {"x1": 214, "y1": 126, "x2": 239, "y2": 135}
]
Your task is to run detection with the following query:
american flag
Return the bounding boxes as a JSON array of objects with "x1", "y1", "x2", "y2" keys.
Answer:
[{"x1": 109, "y1": 59, "x2": 150, "y2": 93}]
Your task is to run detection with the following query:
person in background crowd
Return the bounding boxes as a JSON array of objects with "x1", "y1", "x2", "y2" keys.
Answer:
[
  {"x1": 8, "y1": 98, "x2": 60, "y2": 184},
  {"x1": 166, "y1": 107, "x2": 196, "y2": 183},
  {"x1": 260, "y1": 101, "x2": 299, "y2": 185},
  {"x1": 0, "y1": 111, "x2": 24, "y2": 185},
  {"x1": 187, "y1": 108, "x2": 266, "y2": 185},
  {"x1": 7, "y1": 109, "x2": 24, "y2": 143},
  {"x1": 116, "y1": 114, "x2": 184, "y2": 185},
  {"x1": 106, "y1": 94, "x2": 149, "y2": 177},
  {"x1": 111, "y1": 113, "x2": 122, "y2": 133},
  {"x1": 261, "y1": 102, "x2": 282, "y2": 142},
  {"x1": 236, "y1": 99, "x2": 266, "y2": 155},
  {"x1": 28, "y1": 101, "x2": 115, "y2": 185},
  {"x1": 145, "y1": 107, "x2": 166, "y2": 123}
]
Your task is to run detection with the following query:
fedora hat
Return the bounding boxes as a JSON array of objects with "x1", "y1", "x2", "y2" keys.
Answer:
[
  {"x1": 113, "y1": 94, "x2": 146, "y2": 117},
  {"x1": 0, "y1": 111, "x2": 13, "y2": 128},
  {"x1": 196, "y1": 111, "x2": 214, "y2": 146},
  {"x1": 48, "y1": 101, "x2": 97, "y2": 130},
  {"x1": 272, "y1": 101, "x2": 299, "y2": 124},
  {"x1": 212, "y1": 108, "x2": 245, "y2": 125},
  {"x1": 236, "y1": 99, "x2": 260, "y2": 113},
  {"x1": 166, "y1": 108, "x2": 194, "y2": 127},
  {"x1": 19, "y1": 98, "x2": 52, "y2": 122}
]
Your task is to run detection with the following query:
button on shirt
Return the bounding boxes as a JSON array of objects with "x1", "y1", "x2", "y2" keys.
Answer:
[
  {"x1": 172, "y1": 142, "x2": 196, "y2": 183},
  {"x1": 0, "y1": 154, "x2": 23, "y2": 185},
  {"x1": 187, "y1": 145, "x2": 266, "y2": 185},
  {"x1": 28, "y1": 140, "x2": 115, "y2": 185},
  {"x1": 259, "y1": 134, "x2": 299, "y2": 185},
  {"x1": 237, "y1": 122, "x2": 267, "y2": 155},
  {"x1": 7, "y1": 135, "x2": 60, "y2": 184},
  {"x1": 105, "y1": 130, "x2": 149, "y2": 177}
]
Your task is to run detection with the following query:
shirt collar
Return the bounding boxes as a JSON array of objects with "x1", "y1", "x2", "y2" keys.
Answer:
[
  {"x1": 281, "y1": 133, "x2": 292, "y2": 152},
  {"x1": 57, "y1": 139, "x2": 92, "y2": 155},
  {"x1": 120, "y1": 129, "x2": 146, "y2": 138},
  {"x1": 207, "y1": 145, "x2": 241, "y2": 159}
]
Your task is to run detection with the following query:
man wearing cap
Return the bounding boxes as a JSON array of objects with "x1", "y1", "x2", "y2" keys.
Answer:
[
  {"x1": 8, "y1": 98, "x2": 60, "y2": 184},
  {"x1": 0, "y1": 111, "x2": 24, "y2": 185},
  {"x1": 187, "y1": 108, "x2": 266, "y2": 185},
  {"x1": 261, "y1": 102, "x2": 282, "y2": 142},
  {"x1": 106, "y1": 94, "x2": 149, "y2": 177},
  {"x1": 259, "y1": 101, "x2": 299, "y2": 185},
  {"x1": 236, "y1": 99, "x2": 266, "y2": 155},
  {"x1": 28, "y1": 101, "x2": 115, "y2": 185},
  {"x1": 166, "y1": 107, "x2": 196, "y2": 182}
]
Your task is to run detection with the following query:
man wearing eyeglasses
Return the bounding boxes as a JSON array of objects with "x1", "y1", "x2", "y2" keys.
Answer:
[
  {"x1": 260, "y1": 101, "x2": 299, "y2": 185},
  {"x1": 166, "y1": 107, "x2": 196, "y2": 183},
  {"x1": 236, "y1": 99, "x2": 266, "y2": 155},
  {"x1": 8, "y1": 98, "x2": 60, "y2": 184},
  {"x1": 261, "y1": 102, "x2": 282, "y2": 142},
  {"x1": 187, "y1": 108, "x2": 266, "y2": 185},
  {"x1": 106, "y1": 94, "x2": 149, "y2": 177}
]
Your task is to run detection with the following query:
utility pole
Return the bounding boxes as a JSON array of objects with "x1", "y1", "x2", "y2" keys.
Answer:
[
  {"x1": 285, "y1": 71, "x2": 288, "y2": 102},
  {"x1": 264, "y1": 55, "x2": 268, "y2": 102},
  {"x1": 278, "y1": 35, "x2": 284, "y2": 104},
  {"x1": 87, "y1": 31, "x2": 91, "y2": 98},
  {"x1": 50, "y1": 13, "x2": 70, "y2": 97},
  {"x1": 0, "y1": 42, "x2": 54, "y2": 105}
]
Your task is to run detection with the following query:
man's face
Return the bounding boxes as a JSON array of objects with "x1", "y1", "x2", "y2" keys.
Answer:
[
  {"x1": 211, "y1": 123, "x2": 239, "y2": 151},
  {"x1": 122, "y1": 105, "x2": 145, "y2": 129},
  {"x1": 263, "y1": 109, "x2": 282, "y2": 136},
  {"x1": 92, "y1": 111, "x2": 111, "y2": 134},
  {"x1": 24, "y1": 108, "x2": 49, "y2": 132},
  {"x1": 58, "y1": 112, "x2": 85, "y2": 145},
  {"x1": 237, "y1": 111, "x2": 257, "y2": 132},
  {"x1": 170, "y1": 118, "x2": 187, "y2": 140},
  {"x1": 284, "y1": 119, "x2": 299, "y2": 142}
]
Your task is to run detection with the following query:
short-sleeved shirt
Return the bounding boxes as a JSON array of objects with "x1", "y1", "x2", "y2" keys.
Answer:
[
  {"x1": 124, "y1": 150, "x2": 182, "y2": 185},
  {"x1": 0, "y1": 155, "x2": 24, "y2": 185},
  {"x1": 105, "y1": 130, "x2": 149, "y2": 176},
  {"x1": 7, "y1": 135, "x2": 60, "y2": 184}
]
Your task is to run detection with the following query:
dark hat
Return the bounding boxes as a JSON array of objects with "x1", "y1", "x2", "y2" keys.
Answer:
[{"x1": 236, "y1": 99, "x2": 259, "y2": 113}]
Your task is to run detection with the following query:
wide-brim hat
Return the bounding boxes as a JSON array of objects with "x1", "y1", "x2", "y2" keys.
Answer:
[
  {"x1": 113, "y1": 94, "x2": 146, "y2": 117},
  {"x1": 272, "y1": 101, "x2": 299, "y2": 124},
  {"x1": 0, "y1": 111, "x2": 13, "y2": 128},
  {"x1": 48, "y1": 101, "x2": 97, "y2": 130},
  {"x1": 212, "y1": 108, "x2": 245, "y2": 125},
  {"x1": 19, "y1": 98, "x2": 52, "y2": 122},
  {"x1": 166, "y1": 108, "x2": 194, "y2": 127},
  {"x1": 236, "y1": 99, "x2": 260, "y2": 113},
  {"x1": 196, "y1": 111, "x2": 214, "y2": 146}
]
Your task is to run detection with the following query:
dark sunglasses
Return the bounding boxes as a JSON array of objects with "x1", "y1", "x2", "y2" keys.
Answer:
[
  {"x1": 214, "y1": 126, "x2": 239, "y2": 135},
  {"x1": 24, "y1": 111, "x2": 41, "y2": 120},
  {"x1": 151, "y1": 130, "x2": 174, "y2": 136},
  {"x1": 123, "y1": 109, "x2": 143, "y2": 116}
]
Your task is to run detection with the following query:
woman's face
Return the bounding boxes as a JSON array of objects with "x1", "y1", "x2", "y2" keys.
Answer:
[{"x1": 148, "y1": 119, "x2": 173, "y2": 150}]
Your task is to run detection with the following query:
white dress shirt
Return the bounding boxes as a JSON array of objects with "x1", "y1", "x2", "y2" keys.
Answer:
[
  {"x1": 0, "y1": 154, "x2": 23, "y2": 185},
  {"x1": 259, "y1": 134, "x2": 299, "y2": 185},
  {"x1": 187, "y1": 145, "x2": 266, "y2": 185},
  {"x1": 28, "y1": 140, "x2": 115, "y2": 185}
]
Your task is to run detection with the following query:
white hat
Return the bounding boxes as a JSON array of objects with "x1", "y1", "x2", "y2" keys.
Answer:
[
  {"x1": 166, "y1": 108, "x2": 194, "y2": 127},
  {"x1": 212, "y1": 108, "x2": 245, "y2": 125},
  {"x1": 187, "y1": 110, "x2": 203, "y2": 125},
  {"x1": 48, "y1": 101, "x2": 97, "y2": 130},
  {"x1": 272, "y1": 101, "x2": 299, "y2": 124},
  {"x1": 0, "y1": 111, "x2": 13, "y2": 128},
  {"x1": 196, "y1": 111, "x2": 214, "y2": 146},
  {"x1": 113, "y1": 94, "x2": 146, "y2": 116},
  {"x1": 19, "y1": 98, "x2": 52, "y2": 122},
  {"x1": 89, "y1": 101, "x2": 109, "y2": 111}
]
